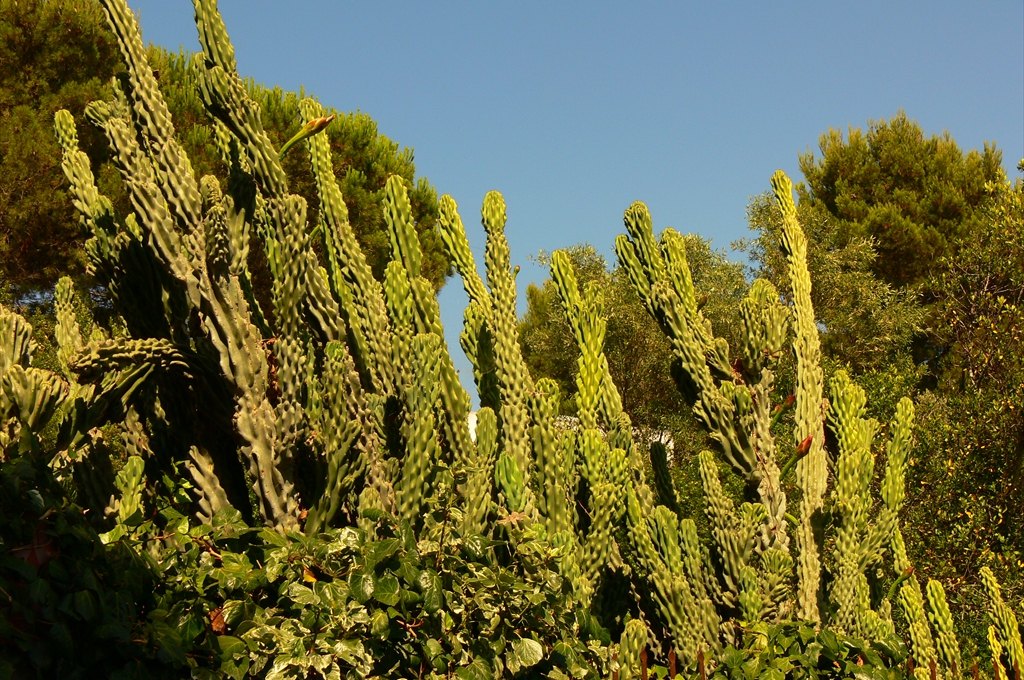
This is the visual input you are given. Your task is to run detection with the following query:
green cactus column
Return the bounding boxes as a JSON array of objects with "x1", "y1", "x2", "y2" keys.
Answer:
[
  {"x1": 827, "y1": 369, "x2": 914, "y2": 637},
  {"x1": 481, "y1": 192, "x2": 535, "y2": 477},
  {"x1": 771, "y1": 170, "x2": 827, "y2": 622}
]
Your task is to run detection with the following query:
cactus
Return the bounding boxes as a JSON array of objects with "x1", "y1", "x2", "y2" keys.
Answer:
[
  {"x1": 34, "y1": 2, "x2": 1013, "y2": 676},
  {"x1": 828, "y1": 370, "x2": 913, "y2": 638},
  {"x1": 607, "y1": 172, "x2": 923, "y2": 659},
  {"x1": 619, "y1": 619, "x2": 649, "y2": 680},
  {"x1": 981, "y1": 566, "x2": 1024, "y2": 675},
  {"x1": 926, "y1": 579, "x2": 961, "y2": 676}
]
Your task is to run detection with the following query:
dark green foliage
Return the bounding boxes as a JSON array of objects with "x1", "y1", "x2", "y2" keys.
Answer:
[
  {"x1": 683, "y1": 621, "x2": 907, "y2": 680},
  {"x1": 797, "y1": 110, "x2": 1005, "y2": 289},
  {"x1": 0, "y1": 0, "x2": 448, "y2": 300},
  {"x1": 0, "y1": 455, "x2": 177, "y2": 679},
  {"x1": 0, "y1": 450, "x2": 601, "y2": 679},
  {"x1": 901, "y1": 179, "x2": 1024, "y2": 655},
  {"x1": 0, "y1": 0, "x2": 124, "y2": 294},
  {"x1": 146, "y1": 46, "x2": 450, "y2": 292}
]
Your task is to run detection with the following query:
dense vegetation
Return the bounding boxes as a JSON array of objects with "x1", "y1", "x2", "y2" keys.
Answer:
[
  {"x1": 520, "y1": 123, "x2": 1024, "y2": 659},
  {"x1": 0, "y1": 1, "x2": 1021, "y2": 679},
  {"x1": 0, "y1": 0, "x2": 449, "y2": 301}
]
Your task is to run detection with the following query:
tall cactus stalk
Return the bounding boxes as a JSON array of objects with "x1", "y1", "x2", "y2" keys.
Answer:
[
  {"x1": 770, "y1": 171, "x2": 828, "y2": 622},
  {"x1": 608, "y1": 170, "x2": 919, "y2": 658}
]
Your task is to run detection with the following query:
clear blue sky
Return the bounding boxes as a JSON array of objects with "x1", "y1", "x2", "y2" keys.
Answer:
[{"x1": 126, "y1": 1, "x2": 1023, "y2": 405}]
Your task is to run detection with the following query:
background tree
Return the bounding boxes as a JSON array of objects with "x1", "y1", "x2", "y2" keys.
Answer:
[
  {"x1": 796, "y1": 110, "x2": 1004, "y2": 289},
  {"x1": 0, "y1": 0, "x2": 123, "y2": 294},
  {"x1": 740, "y1": 192, "x2": 924, "y2": 372},
  {"x1": 0, "y1": 0, "x2": 449, "y2": 303},
  {"x1": 904, "y1": 176, "x2": 1024, "y2": 603}
]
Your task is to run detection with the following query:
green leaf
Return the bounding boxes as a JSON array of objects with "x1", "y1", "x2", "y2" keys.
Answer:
[
  {"x1": 122, "y1": 507, "x2": 145, "y2": 527},
  {"x1": 370, "y1": 609, "x2": 390, "y2": 637},
  {"x1": 212, "y1": 507, "x2": 245, "y2": 529},
  {"x1": 818, "y1": 629, "x2": 841, "y2": 658},
  {"x1": 425, "y1": 637, "x2": 445, "y2": 663},
  {"x1": 419, "y1": 568, "x2": 444, "y2": 614},
  {"x1": 287, "y1": 582, "x2": 318, "y2": 605},
  {"x1": 216, "y1": 635, "x2": 247, "y2": 659},
  {"x1": 455, "y1": 657, "x2": 495, "y2": 680},
  {"x1": 259, "y1": 528, "x2": 289, "y2": 547},
  {"x1": 48, "y1": 622, "x2": 73, "y2": 656},
  {"x1": 374, "y1": 573, "x2": 400, "y2": 606},
  {"x1": 511, "y1": 637, "x2": 544, "y2": 668},
  {"x1": 72, "y1": 589, "x2": 97, "y2": 621},
  {"x1": 722, "y1": 648, "x2": 746, "y2": 669},
  {"x1": 349, "y1": 570, "x2": 375, "y2": 604},
  {"x1": 365, "y1": 538, "x2": 401, "y2": 570}
]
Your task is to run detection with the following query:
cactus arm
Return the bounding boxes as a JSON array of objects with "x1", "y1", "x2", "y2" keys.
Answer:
[
  {"x1": 615, "y1": 205, "x2": 753, "y2": 479},
  {"x1": 828, "y1": 369, "x2": 878, "y2": 634},
  {"x1": 303, "y1": 258, "x2": 346, "y2": 344},
  {"x1": 395, "y1": 334, "x2": 443, "y2": 526},
  {"x1": 550, "y1": 249, "x2": 628, "y2": 440},
  {"x1": 305, "y1": 342, "x2": 371, "y2": 533},
  {"x1": 900, "y1": 581, "x2": 939, "y2": 679},
  {"x1": 865, "y1": 396, "x2": 914, "y2": 563},
  {"x1": 185, "y1": 445, "x2": 234, "y2": 524},
  {"x1": 54, "y1": 277, "x2": 85, "y2": 381},
  {"x1": 299, "y1": 98, "x2": 395, "y2": 395},
  {"x1": 827, "y1": 370, "x2": 916, "y2": 638},
  {"x1": 495, "y1": 451, "x2": 528, "y2": 516},
  {"x1": 625, "y1": 487, "x2": 715, "y2": 658},
  {"x1": 460, "y1": 302, "x2": 500, "y2": 410},
  {"x1": 925, "y1": 580, "x2": 962, "y2": 675},
  {"x1": 381, "y1": 178, "x2": 474, "y2": 470},
  {"x1": 84, "y1": 100, "x2": 197, "y2": 313},
  {"x1": 660, "y1": 229, "x2": 728, "y2": 374},
  {"x1": 697, "y1": 451, "x2": 768, "y2": 613},
  {"x1": 481, "y1": 192, "x2": 535, "y2": 476},
  {"x1": 990, "y1": 626, "x2": 1008, "y2": 680},
  {"x1": 98, "y1": 0, "x2": 203, "y2": 237},
  {"x1": 4, "y1": 366, "x2": 70, "y2": 438},
  {"x1": 462, "y1": 407, "x2": 498, "y2": 535},
  {"x1": 53, "y1": 110, "x2": 104, "y2": 235},
  {"x1": 529, "y1": 379, "x2": 571, "y2": 535},
  {"x1": 980, "y1": 566, "x2": 1024, "y2": 672},
  {"x1": 211, "y1": 123, "x2": 272, "y2": 338},
  {"x1": 384, "y1": 175, "x2": 423, "y2": 281},
  {"x1": 649, "y1": 441, "x2": 682, "y2": 516},
  {"x1": 438, "y1": 195, "x2": 491, "y2": 310},
  {"x1": 550, "y1": 252, "x2": 600, "y2": 430},
  {"x1": 618, "y1": 619, "x2": 648, "y2": 680},
  {"x1": 771, "y1": 170, "x2": 828, "y2": 622},
  {"x1": 192, "y1": 0, "x2": 287, "y2": 199}
]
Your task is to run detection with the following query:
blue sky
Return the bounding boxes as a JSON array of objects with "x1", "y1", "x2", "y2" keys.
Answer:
[{"x1": 126, "y1": 1, "x2": 1023, "y2": 404}]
